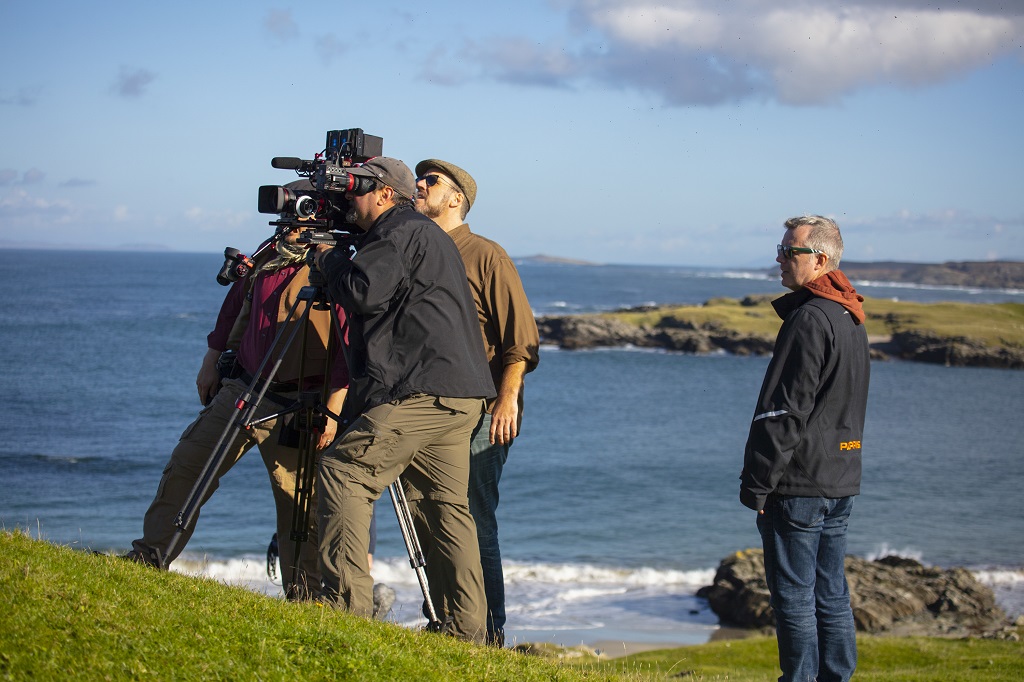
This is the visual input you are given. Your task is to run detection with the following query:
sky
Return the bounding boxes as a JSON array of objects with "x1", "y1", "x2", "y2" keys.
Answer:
[{"x1": 1, "y1": 0, "x2": 1022, "y2": 268}]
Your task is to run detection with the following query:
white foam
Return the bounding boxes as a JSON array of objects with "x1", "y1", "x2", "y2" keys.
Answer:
[
  {"x1": 853, "y1": 279, "x2": 1023, "y2": 296},
  {"x1": 865, "y1": 544, "x2": 924, "y2": 562},
  {"x1": 168, "y1": 553, "x2": 1024, "y2": 641},
  {"x1": 973, "y1": 567, "x2": 1024, "y2": 619},
  {"x1": 171, "y1": 555, "x2": 284, "y2": 597}
]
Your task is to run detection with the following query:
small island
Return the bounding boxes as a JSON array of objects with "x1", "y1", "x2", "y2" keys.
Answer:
[{"x1": 537, "y1": 296, "x2": 1024, "y2": 369}]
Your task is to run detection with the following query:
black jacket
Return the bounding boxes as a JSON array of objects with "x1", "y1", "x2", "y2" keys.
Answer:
[
  {"x1": 740, "y1": 288, "x2": 870, "y2": 512},
  {"x1": 320, "y1": 204, "x2": 495, "y2": 413}
]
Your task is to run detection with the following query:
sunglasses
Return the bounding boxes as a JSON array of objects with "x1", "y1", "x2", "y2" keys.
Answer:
[
  {"x1": 416, "y1": 173, "x2": 460, "y2": 191},
  {"x1": 777, "y1": 244, "x2": 825, "y2": 260}
]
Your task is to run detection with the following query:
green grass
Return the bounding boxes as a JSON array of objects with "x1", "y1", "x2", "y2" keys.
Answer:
[
  {"x1": 601, "y1": 635, "x2": 1024, "y2": 681},
  {"x1": 865, "y1": 299, "x2": 1024, "y2": 346},
  {"x1": 0, "y1": 530, "x2": 617, "y2": 681},
  {"x1": 2, "y1": 530, "x2": 1022, "y2": 681},
  {"x1": 605, "y1": 297, "x2": 1024, "y2": 349}
]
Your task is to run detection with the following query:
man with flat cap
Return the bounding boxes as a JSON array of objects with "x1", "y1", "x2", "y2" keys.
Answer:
[
  {"x1": 313, "y1": 157, "x2": 494, "y2": 643},
  {"x1": 414, "y1": 158, "x2": 539, "y2": 647}
]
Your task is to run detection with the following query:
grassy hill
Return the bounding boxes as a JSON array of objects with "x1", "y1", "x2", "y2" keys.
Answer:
[{"x1": 2, "y1": 530, "x2": 1022, "y2": 681}]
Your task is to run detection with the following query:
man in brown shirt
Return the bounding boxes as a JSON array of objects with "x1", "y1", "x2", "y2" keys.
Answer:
[{"x1": 414, "y1": 158, "x2": 540, "y2": 647}]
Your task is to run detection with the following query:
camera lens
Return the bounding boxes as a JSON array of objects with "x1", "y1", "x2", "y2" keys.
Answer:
[{"x1": 294, "y1": 195, "x2": 318, "y2": 219}]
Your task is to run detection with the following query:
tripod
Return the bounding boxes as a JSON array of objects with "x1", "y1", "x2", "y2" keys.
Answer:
[
  {"x1": 162, "y1": 261, "x2": 443, "y2": 627},
  {"x1": 163, "y1": 272, "x2": 336, "y2": 587}
]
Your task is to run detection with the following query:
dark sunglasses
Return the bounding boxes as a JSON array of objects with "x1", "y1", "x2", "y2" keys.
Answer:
[
  {"x1": 777, "y1": 244, "x2": 825, "y2": 260},
  {"x1": 416, "y1": 173, "x2": 459, "y2": 191}
]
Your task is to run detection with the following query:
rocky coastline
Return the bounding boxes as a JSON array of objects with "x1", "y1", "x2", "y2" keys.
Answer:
[
  {"x1": 536, "y1": 300, "x2": 1024, "y2": 369},
  {"x1": 697, "y1": 549, "x2": 1020, "y2": 640}
]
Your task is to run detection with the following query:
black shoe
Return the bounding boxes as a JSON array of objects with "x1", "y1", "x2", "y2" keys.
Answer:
[
  {"x1": 120, "y1": 548, "x2": 160, "y2": 568},
  {"x1": 486, "y1": 629, "x2": 505, "y2": 648}
]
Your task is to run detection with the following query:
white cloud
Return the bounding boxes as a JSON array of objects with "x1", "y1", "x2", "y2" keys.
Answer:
[
  {"x1": 471, "y1": 1, "x2": 1024, "y2": 105},
  {"x1": 0, "y1": 189, "x2": 76, "y2": 224}
]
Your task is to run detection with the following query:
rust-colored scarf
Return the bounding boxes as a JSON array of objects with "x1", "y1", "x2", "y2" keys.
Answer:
[{"x1": 804, "y1": 269, "x2": 866, "y2": 324}]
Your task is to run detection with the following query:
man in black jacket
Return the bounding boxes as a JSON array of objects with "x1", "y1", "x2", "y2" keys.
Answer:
[
  {"x1": 313, "y1": 157, "x2": 495, "y2": 643},
  {"x1": 740, "y1": 215, "x2": 869, "y2": 682}
]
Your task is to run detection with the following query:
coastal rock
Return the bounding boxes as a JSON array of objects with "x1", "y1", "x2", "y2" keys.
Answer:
[
  {"x1": 697, "y1": 549, "x2": 1010, "y2": 637},
  {"x1": 536, "y1": 315, "x2": 776, "y2": 356},
  {"x1": 536, "y1": 315, "x2": 650, "y2": 350},
  {"x1": 536, "y1": 299, "x2": 1023, "y2": 369},
  {"x1": 891, "y1": 331, "x2": 1024, "y2": 370}
]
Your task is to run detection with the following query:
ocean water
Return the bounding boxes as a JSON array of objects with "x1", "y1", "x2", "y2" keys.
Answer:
[{"x1": 1, "y1": 250, "x2": 1022, "y2": 649}]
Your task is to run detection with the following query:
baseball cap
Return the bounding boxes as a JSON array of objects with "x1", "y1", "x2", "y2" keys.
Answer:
[
  {"x1": 346, "y1": 157, "x2": 416, "y2": 200},
  {"x1": 415, "y1": 159, "x2": 477, "y2": 210}
]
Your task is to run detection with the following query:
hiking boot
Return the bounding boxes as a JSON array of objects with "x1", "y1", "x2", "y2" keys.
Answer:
[{"x1": 120, "y1": 548, "x2": 160, "y2": 568}]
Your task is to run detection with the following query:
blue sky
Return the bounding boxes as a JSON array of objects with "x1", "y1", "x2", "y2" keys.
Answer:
[{"x1": 1, "y1": 0, "x2": 1022, "y2": 267}]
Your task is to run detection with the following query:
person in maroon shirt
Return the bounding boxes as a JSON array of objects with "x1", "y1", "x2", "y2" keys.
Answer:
[{"x1": 126, "y1": 225, "x2": 349, "y2": 600}]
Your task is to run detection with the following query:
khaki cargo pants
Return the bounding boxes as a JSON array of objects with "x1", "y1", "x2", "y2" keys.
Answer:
[
  {"x1": 131, "y1": 378, "x2": 320, "y2": 597},
  {"x1": 318, "y1": 394, "x2": 487, "y2": 643}
]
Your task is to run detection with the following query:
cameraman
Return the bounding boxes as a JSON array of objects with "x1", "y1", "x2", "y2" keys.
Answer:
[
  {"x1": 126, "y1": 192, "x2": 349, "y2": 600},
  {"x1": 313, "y1": 157, "x2": 495, "y2": 643}
]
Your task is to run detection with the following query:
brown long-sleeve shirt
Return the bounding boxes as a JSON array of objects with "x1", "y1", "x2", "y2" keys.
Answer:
[{"x1": 448, "y1": 223, "x2": 540, "y2": 428}]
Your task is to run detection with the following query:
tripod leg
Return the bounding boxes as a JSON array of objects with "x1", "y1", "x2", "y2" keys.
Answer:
[
  {"x1": 283, "y1": 405, "x2": 320, "y2": 600},
  {"x1": 388, "y1": 477, "x2": 443, "y2": 631},
  {"x1": 160, "y1": 387, "x2": 255, "y2": 568}
]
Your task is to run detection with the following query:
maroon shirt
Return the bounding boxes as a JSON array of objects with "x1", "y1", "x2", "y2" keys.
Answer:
[{"x1": 207, "y1": 265, "x2": 348, "y2": 390}]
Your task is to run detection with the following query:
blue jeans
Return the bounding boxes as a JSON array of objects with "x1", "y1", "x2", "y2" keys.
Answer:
[
  {"x1": 467, "y1": 413, "x2": 510, "y2": 641},
  {"x1": 757, "y1": 495, "x2": 857, "y2": 682}
]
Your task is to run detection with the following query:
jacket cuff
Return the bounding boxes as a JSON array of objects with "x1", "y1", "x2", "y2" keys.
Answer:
[{"x1": 739, "y1": 487, "x2": 765, "y2": 512}]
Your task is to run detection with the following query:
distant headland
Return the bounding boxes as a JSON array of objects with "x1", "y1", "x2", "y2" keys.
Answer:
[
  {"x1": 516, "y1": 254, "x2": 600, "y2": 266},
  {"x1": 832, "y1": 260, "x2": 1024, "y2": 291}
]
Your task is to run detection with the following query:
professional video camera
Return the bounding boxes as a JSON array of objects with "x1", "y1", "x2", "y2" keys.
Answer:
[
  {"x1": 257, "y1": 128, "x2": 384, "y2": 232},
  {"x1": 215, "y1": 129, "x2": 382, "y2": 285}
]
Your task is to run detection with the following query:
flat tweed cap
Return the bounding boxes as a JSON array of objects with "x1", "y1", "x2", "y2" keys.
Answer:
[
  {"x1": 415, "y1": 158, "x2": 477, "y2": 210},
  {"x1": 346, "y1": 157, "x2": 416, "y2": 200}
]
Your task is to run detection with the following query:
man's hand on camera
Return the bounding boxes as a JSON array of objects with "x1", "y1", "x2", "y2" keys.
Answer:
[
  {"x1": 197, "y1": 348, "x2": 222, "y2": 405},
  {"x1": 312, "y1": 244, "x2": 332, "y2": 272}
]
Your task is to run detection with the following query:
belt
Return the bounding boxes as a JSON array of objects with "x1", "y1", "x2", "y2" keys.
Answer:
[{"x1": 238, "y1": 371, "x2": 299, "y2": 394}]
